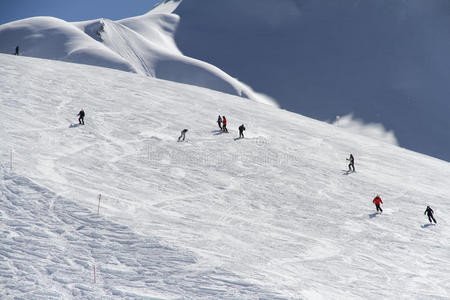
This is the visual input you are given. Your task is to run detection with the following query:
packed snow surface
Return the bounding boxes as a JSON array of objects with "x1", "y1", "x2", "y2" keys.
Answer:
[{"x1": 1, "y1": 54, "x2": 450, "y2": 299}]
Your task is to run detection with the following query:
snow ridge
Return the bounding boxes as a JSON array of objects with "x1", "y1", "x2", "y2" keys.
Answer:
[{"x1": 0, "y1": 7, "x2": 271, "y2": 105}]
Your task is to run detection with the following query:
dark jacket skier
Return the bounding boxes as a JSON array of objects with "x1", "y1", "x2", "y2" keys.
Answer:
[
  {"x1": 239, "y1": 124, "x2": 246, "y2": 139},
  {"x1": 77, "y1": 109, "x2": 85, "y2": 125},
  {"x1": 347, "y1": 154, "x2": 355, "y2": 172},
  {"x1": 424, "y1": 206, "x2": 436, "y2": 224},
  {"x1": 178, "y1": 129, "x2": 188, "y2": 141},
  {"x1": 217, "y1": 115, "x2": 222, "y2": 130},
  {"x1": 15, "y1": 45, "x2": 19, "y2": 56}
]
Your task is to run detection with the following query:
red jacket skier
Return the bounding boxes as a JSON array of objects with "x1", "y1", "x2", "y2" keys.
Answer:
[
  {"x1": 222, "y1": 116, "x2": 228, "y2": 133},
  {"x1": 373, "y1": 195, "x2": 383, "y2": 213}
]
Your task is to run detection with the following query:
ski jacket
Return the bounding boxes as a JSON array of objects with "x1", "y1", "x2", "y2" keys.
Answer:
[
  {"x1": 424, "y1": 207, "x2": 434, "y2": 215},
  {"x1": 222, "y1": 117, "x2": 227, "y2": 126},
  {"x1": 373, "y1": 197, "x2": 383, "y2": 205},
  {"x1": 78, "y1": 110, "x2": 85, "y2": 118},
  {"x1": 239, "y1": 125, "x2": 245, "y2": 132},
  {"x1": 217, "y1": 116, "x2": 222, "y2": 123}
]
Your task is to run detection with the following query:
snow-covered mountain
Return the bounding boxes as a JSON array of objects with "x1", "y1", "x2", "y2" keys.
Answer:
[
  {"x1": 1, "y1": 54, "x2": 450, "y2": 298},
  {"x1": 0, "y1": 5, "x2": 274, "y2": 106},
  {"x1": 3, "y1": 0, "x2": 449, "y2": 161},
  {"x1": 169, "y1": 0, "x2": 450, "y2": 162}
]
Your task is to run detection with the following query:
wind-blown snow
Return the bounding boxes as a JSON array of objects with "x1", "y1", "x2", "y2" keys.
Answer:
[
  {"x1": 170, "y1": 0, "x2": 450, "y2": 161},
  {"x1": 1, "y1": 54, "x2": 450, "y2": 298},
  {"x1": 0, "y1": 8, "x2": 272, "y2": 106}
]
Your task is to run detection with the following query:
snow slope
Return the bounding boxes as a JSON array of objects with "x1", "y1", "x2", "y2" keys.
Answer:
[
  {"x1": 170, "y1": 0, "x2": 450, "y2": 161},
  {"x1": 0, "y1": 8, "x2": 271, "y2": 105},
  {"x1": 1, "y1": 54, "x2": 450, "y2": 299}
]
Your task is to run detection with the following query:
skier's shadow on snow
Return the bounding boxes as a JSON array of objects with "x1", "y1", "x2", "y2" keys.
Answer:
[
  {"x1": 368, "y1": 213, "x2": 379, "y2": 218},
  {"x1": 69, "y1": 123, "x2": 81, "y2": 128},
  {"x1": 234, "y1": 137, "x2": 242, "y2": 141},
  {"x1": 211, "y1": 130, "x2": 223, "y2": 135},
  {"x1": 421, "y1": 223, "x2": 435, "y2": 228}
]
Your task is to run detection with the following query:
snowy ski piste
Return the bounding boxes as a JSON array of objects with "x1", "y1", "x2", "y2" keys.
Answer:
[{"x1": 1, "y1": 54, "x2": 450, "y2": 298}]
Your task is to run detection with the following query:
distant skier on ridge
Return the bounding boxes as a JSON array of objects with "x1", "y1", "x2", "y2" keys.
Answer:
[
  {"x1": 77, "y1": 109, "x2": 85, "y2": 125},
  {"x1": 424, "y1": 206, "x2": 437, "y2": 224},
  {"x1": 373, "y1": 194, "x2": 383, "y2": 213},
  {"x1": 15, "y1": 45, "x2": 19, "y2": 56},
  {"x1": 347, "y1": 154, "x2": 355, "y2": 172},
  {"x1": 217, "y1": 115, "x2": 222, "y2": 130}
]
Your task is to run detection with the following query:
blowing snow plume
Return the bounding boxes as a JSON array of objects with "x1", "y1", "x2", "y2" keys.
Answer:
[{"x1": 170, "y1": 0, "x2": 450, "y2": 161}]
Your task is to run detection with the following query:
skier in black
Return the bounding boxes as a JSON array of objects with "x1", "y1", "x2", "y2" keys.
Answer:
[
  {"x1": 424, "y1": 206, "x2": 437, "y2": 224},
  {"x1": 15, "y1": 45, "x2": 19, "y2": 56},
  {"x1": 178, "y1": 129, "x2": 188, "y2": 141},
  {"x1": 77, "y1": 109, "x2": 85, "y2": 125},
  {"x1": 238, "y1": 124, "x2": 246, "y2": 139},
  {"x1": 346, "y1": 154, "x2": 355, "y2": 172},
  {"x1": 217, "y1": 115, "x2": 222, "y2": 130}
]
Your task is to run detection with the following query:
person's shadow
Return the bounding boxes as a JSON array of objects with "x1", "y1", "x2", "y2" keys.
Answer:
[
  {"x1": 211, "y1": 130, "x2": 223, "y2": 136},
  {"x1": 69, "y1": 123, "x2": 81, "y2": 128},
  {"x1": 421, "y1": 223, "x2": 435, "y2": 228},
  {"x1": 368, "y1": 212, "x2": 379, "y2": 219}
]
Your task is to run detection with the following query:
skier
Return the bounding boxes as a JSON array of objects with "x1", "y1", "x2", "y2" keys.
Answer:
[
  {"x1": 178, "y1": 129, "x2": 188, "y2": 142},
  {"x1": 77, "y1": 109, "x2": 85, "y2": 125},
  {"x1": 238, "y1": 124, "x2": 246, "y2": 139},
  {"x1": 217, "y1": 115, "x2": 222, "y2": 130},
  {"x1": 346, "y1": 154, "x2": 355, "y2": 172},
  {"x1": 424, "y1": 206, "x2": 437, "y2": 224},
  {"x1": 222, "y1": 116, "x2": 228, "y2": 133},
  {"x1": 15, "y1": 45, "x2": 19, "y2": 56},
  {"x1": 373, "y1": 194, "x2": 383, "y2": 213}
]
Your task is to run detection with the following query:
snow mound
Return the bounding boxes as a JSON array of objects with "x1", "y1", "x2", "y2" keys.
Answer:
[
  {"x1": 0, "y1": 17, "x2": 135, "y2": 72},
  {"x1": 0, "y1": 11, "x2": 272, "y2": 106},
  {"x1": 1, "y1": 54, "x2": 450, "y2": 298}
]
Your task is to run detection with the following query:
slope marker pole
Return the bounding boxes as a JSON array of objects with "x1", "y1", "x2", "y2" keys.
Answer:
[{"x1": 97, "y1": 194, "x2": 102, "y2": 215}]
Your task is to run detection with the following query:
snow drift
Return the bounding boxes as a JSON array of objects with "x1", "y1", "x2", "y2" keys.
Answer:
[
  {"x1": 1, "y1": 54, "x2": 450, "y2": 298},
  {"x1": 169, "y1": 0, "x2": 450, "y2": 161}
]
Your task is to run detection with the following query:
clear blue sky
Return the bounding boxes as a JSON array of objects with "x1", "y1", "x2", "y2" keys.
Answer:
[{"x1": 0, "y1": 0, "x2": 161, "y2": 25}]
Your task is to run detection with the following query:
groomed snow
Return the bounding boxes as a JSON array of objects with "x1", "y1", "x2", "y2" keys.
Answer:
[{"x1": 1, "y1": 54, "x2": 450, "y2": 299}]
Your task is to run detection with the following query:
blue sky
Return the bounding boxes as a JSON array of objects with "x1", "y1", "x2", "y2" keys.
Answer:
[{"x1": 0, "y1": 0, "x2": 161, "y2": 25}]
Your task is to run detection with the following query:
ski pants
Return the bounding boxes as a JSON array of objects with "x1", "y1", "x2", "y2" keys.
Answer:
[
  {"x1": 78, "y1": 117, "x2": 84, "y2": 125},
  {"x1": 427, "y1": 214, "x2": 436, "y2": 223},
  {"x1": 178, "y1": 133, "x2": 185, "y2": 141},
  {"x1": 348, "y1": 163, "x2": 355, "y2": 171},
  {"x1": 375, "y1": 204, "x2": 383, "y2": 213},
  {"x1": 218, "y1": 122, "x2": 222, "y2": 130},
  {"x1": 239, "y1": 131, "x2": 244, "y2": 138},
  {"x1": 223, "y1": 125, "x2": 228, "y2": 133}
]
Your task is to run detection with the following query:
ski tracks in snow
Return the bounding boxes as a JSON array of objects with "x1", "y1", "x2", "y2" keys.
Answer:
[{"x1": 0, "y1": 170, "x2": 279, "y2": 299}]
